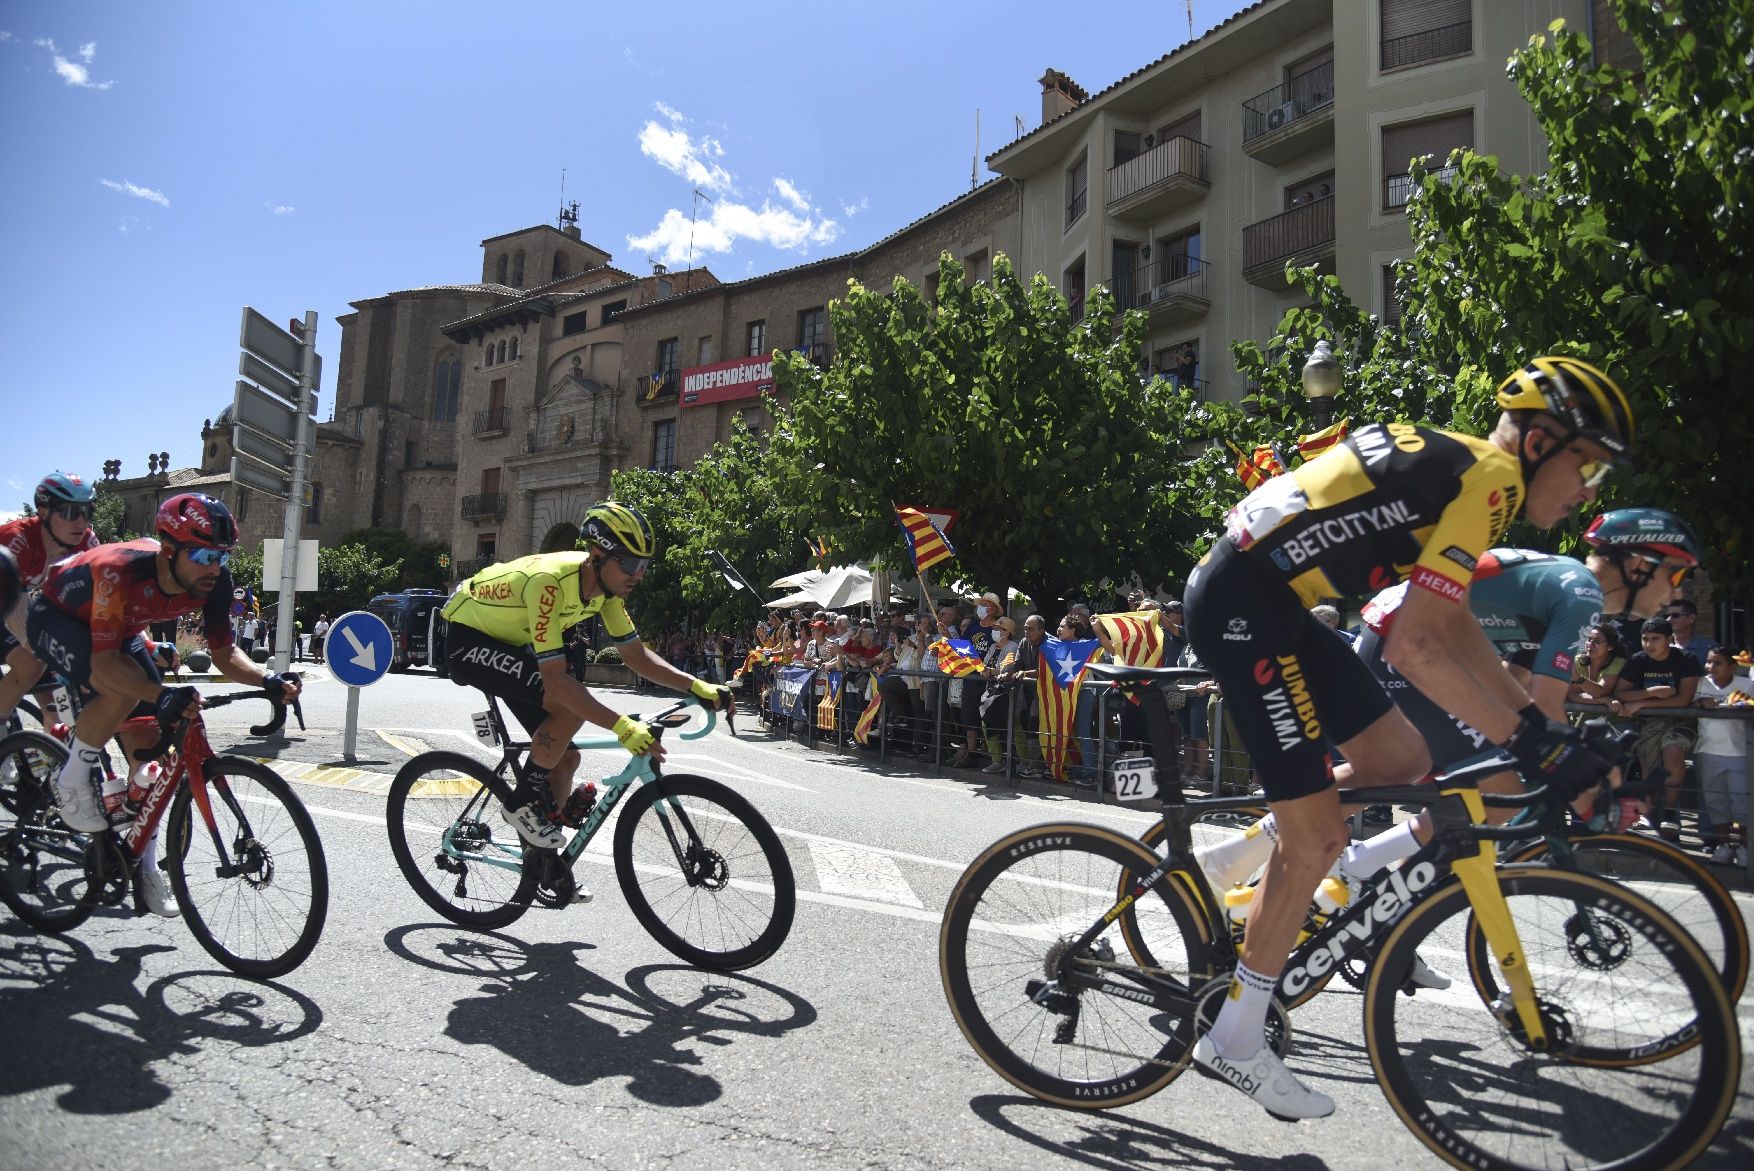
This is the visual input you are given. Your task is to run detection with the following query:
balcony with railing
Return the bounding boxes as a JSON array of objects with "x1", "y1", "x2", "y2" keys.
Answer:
[
  {"x1": 1107, "y1": 256, "x2": 1211, "y2": 325},
  {"x1": 1382, "y1": 20, "x2": 1471, "y2": 72},
  {"x1": 471, "y1": 406, "x2": 510, "y2": 437},
  {"x1": 637, "y1": 369, "x2": 679, "y2": 404},
  {"x1": 460, "y1": 492, "x2": 507, "y2": 521},
  {"x1": 1242, "y1": 195, "x2": 1335, "y2": 287},
  {"x1": 453, "y1": 556, "x2": 492, "y2": 581},
  {"x1": 1065, "y1": 187, "x2": 1087, "y2": 229},
  {"x1": 1240, "y1": 61, "x2": 1335, "y2": 165},
  {"x1": 1107, "y1": 137, "x2": 1209, "y2": 221},
  {"x1": 1383, "y1": 163, "x2": 1459, "y2": 211}
]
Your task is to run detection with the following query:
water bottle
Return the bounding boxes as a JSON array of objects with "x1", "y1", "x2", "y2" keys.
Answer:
[
  {"x1": 48, "y1": 722, "x2": 71, "y2": 743},
  {"x1": 1224, "y1": 884, "x2": 1254, "y2": 945},
  {"x1": 101, "y1": 769, "x2": 130, "y2": 825},
  {"x1": 1314, "y1": 875, "x2": 1351, "y2": 915},
  {"x1": 560, "y1": 782, "x2": 598, "y2": 828},
  {"x1": 127, "y1": 761, "x2": 162, "y2": 811}
]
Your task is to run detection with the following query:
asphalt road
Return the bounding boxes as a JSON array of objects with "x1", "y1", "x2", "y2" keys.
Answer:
[{"x1": 3, "y1": 668, "x2": 1751, "y2": 1169}]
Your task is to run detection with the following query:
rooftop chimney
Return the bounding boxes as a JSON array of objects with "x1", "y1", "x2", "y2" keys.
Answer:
[
  {"x1": 653, "y1": 262, "x2": 668, "y2": 276},
  {"x1": 1038, "y1": 68, "x2": 1089, "y2": 125}
]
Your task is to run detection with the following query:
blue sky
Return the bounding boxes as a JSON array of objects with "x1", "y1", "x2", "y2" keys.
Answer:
[{"x1": 0, "y1": 0, "x2": 1249, "y2": 512}]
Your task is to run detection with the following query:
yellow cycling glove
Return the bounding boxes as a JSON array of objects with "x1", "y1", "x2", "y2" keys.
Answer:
[
  {"x1": 689, "y1": 677, "x2": 734, "y2": 711},
  {"x1": 612, "y1": 714, "x2": 656, "y2": 754}
]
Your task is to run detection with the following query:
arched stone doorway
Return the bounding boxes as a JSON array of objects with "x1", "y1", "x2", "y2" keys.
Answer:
[{"x1": 540, "y1": 522, "x2": 580, "y2": 553}]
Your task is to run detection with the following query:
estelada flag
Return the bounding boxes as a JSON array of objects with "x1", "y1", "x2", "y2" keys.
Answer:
[
  {"x1": 1036, "y1": 636, "x2": 1101, "y2": 781},
  {"x1": 1296, "y1": 417, "x2": 1351, "y2": 459},
  {"x1": 928, "y1": 637, "x2": 984, "y2": 678},
  {"x1": 1229, "y1": 442, "x2": 1286, "y2": 490},
  {"x1": 816, "y1": 669, "x2": 844, "y2": 732},
  {"x1": 896, "y1": 506, "x2": 955, "y2": 573},
  {"x1": 1094, "y1": 611, "x2": 1165, "y2": 705},
  {"x1": 852, "y1": 688, "x2": 883, "y2": 746}
]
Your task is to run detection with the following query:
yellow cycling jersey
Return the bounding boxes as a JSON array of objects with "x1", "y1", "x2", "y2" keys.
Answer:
[
  {"x1": 441, "y1": 552, "x2": 638, "y2": 661},
  {"x1": 1223, "y1": 423, "x2": 1525, "y2": 607}
]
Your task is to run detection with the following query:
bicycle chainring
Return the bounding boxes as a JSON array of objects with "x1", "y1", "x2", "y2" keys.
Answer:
[
  {"x1": 528, "y1": 850, "x2": 578, "y2": 909},
  {"x1": 1192, "y1": 974, "x2": 1291, "y2": 1058},
  {"x1": 85, "y1": 834, "x2": 130, "y2": 906}
]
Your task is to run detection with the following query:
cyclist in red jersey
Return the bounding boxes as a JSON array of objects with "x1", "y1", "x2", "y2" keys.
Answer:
[
  {"x1": 0, "y1": 472, "x2": 102, "y2": 726},
  {"x1": 26, "y1": 493, "x2": 301, "y2": 916}
]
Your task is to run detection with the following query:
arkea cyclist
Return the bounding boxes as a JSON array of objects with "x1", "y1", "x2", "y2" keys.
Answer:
[
  {"x1": 0, "y1": 472, "x2": 102, "y2": 727},
  {"x1": 1183, "y1": 356, "x2": 1634, "y2": 1119},
  {"x1": 27, "y1": 493, "x2": 302, "y2": 916},
  {"x1": 442, "y1": 501, "x2": 732, "y2": 857}
]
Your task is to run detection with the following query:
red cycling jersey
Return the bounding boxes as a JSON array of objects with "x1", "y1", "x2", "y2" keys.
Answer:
[
  {"x1": 38, "y1": 538, "x2": 235, "y2": 658},
  {"x1": 0, "y1": 514, "x2": 100, "y2": 589}
]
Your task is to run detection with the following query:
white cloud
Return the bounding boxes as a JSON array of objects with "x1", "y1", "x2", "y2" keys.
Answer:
[
  {"x1": 841, "y1": 196, "x2": 870, "y2": 218},
  {"x1": 100, "y1": 178, "x2": 170, "y2": 207},
  {"x1": 272, "y1": 205, "x2": 295, "y2": 215},
  {"x1": 637, "y1": 103, "x2": 732, "y2": 194},
  {"x1": 0, "y1": 31, "x2": 13, "y2": 43},
  {"x1": 773, "y1": 177, "x2": 809, "y2": 212},
  {"x1": 628, "y1": 198, "x2": 840, "y2": 267},
  {"x1": 35, "y1": 37, "x2": 113, "y2": 89}
]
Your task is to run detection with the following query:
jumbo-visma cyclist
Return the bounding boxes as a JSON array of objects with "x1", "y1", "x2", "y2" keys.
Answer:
[
  {"x1": 442, "y1": 501, "x2": 732, "y2": 865},
  {"x1": 0, "y1": 472, "x2": 102, "y2": 728},
  {"x1": 27, "y1": 493, "x2": 302, "y2": 917},
  {"x1": 1183, "y1": 356, "x2": 1635, "y2": 1119}
]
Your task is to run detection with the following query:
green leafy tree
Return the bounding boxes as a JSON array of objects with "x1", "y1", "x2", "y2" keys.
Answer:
[
  {"x1": 309, "y1": 544, "x2": 402, "y2": 621},
  {"x1": 771, "y1": 253, "x2": 1233, "y2": 607},
  {"x1": 91, "y1": 486, "x2": 130, "y2": 542},
  {"x1": 340, "y1": 527, "x2": 447, "y2": 590}
]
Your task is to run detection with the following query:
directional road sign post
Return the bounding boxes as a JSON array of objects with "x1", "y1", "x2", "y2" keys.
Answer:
[{"x1": 326, "y1": 610, "x2": 393, "y2": 760}]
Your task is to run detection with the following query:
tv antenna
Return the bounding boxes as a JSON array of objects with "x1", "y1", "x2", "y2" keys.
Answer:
[
  {"x1": 557, "y1": 169, "x2": 579, "y2": 230},
  {"x1": 686, "y1": 187, "x2": 715, "y2": 290},
  {"x1": 1185, "y1": 0, "x2": 1194, "y2": 41},
  {"x1": 972, "y1": 108, "x2": 980, "y2": 191}
]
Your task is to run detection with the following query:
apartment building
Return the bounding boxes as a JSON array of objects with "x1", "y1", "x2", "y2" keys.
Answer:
[{"x1": 985, "y1": 0, "x2": 1600, "y2": 399}]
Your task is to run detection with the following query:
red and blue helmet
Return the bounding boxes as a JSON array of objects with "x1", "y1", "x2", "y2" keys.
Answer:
[
  {"x1": 155, "y1": 493, "x2": 237, "y2": 550},
  {"x1": 34, "y1": 471, "x2": 95, "y2": 512}
]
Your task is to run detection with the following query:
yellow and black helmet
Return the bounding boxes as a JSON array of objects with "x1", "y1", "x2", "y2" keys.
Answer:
[
  {"x1": 581, "y1": 501, "x2": 656, "y2": 559},
  {"x1": 1495, "y1": 356, "x2": 1635, "y2": 465}
]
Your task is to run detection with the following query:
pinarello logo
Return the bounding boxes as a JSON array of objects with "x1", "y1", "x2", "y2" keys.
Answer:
[
  {"x1": 1488, "y1": 489, "x2": 1503, "y2": 507},
  {"x1": 1253, "y1": 659, "x2": 1275, "y2": 686},
  {"x1": 1368, "y1": 566, "x2": 1395, "y2": 590}
]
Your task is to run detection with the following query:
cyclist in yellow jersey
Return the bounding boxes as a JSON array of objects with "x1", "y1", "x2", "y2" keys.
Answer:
[
  {"x1": 1183, "y1": 356, "x2": 1636, "y2": 1119},
  {"x1": 442, "y1": 501, "x2": 732, "y2": 852}
]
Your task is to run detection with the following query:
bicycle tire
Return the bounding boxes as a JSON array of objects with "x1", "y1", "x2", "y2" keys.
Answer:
[
  {"x1": 940, "y1": 821, "x2": 1215, "y2": 1109},
  {"x1": 612, "y1": 773, "x2": 795, "y2": 971},
  {"x1": 8, "y1": 697, "x2": 45, "y2": 734},
  {"x1": 165, "y1": 757, "x2": 328, "y2": 979},
  {"x1": 0, "y1": 730, "x2": 95, "y2": 933},
  {"x1": 385, "y1": 751, "x2": 533, "y2": 930},
  {"x1": 1365, "y1": 867, "x2": 1739, "y2": 1171},
  {"x1": 1502, "y1": 832, "x2": 1748, "y2": 1002}
]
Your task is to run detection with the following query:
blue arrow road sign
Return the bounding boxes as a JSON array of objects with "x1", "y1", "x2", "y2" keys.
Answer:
[{"x1": 326, "y1": 610, "x2": 394, "y2": 688}]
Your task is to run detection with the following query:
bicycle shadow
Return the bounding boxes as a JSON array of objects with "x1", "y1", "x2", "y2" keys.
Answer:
[
  {"x1": 0, "y1": 924, "x2": 323, "y2": 1114},
  {"x1": 383, "y1": 924, "x2": 817, "y2": 1107},
  {"x1": 967, "y1": 1093, "x2": 1331, "y2": 1171}
]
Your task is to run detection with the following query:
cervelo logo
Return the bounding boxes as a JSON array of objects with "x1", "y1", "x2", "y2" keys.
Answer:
[
  {"x1": 1282, "y1": 860, "x2": 1441, "y2": 996},
  {"x1": 1260, "y1": 653, "x2": 1319, "y2": 750},
  {"x1": 1410, "y1": 566, "x2": 1465, "y2": 603},
  {"x1": 531, "y1": 582, "x2": 559, "y2": 645},
  {"x1": 459, "y1": 645, "x2": 525, "y2": 679}
]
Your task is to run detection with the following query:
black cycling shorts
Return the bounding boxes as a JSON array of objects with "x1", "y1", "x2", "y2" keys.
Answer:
[
  {"x1": 25, "y1": 596, "x2": 160, "y2": 719},
  {"x1": 445, "y1": 621, "x2": 550, "y2": 735},
  {"x1": 1353, "y1": 626, "x2": 1494, "y2": 769},
  {"x1": 1185, "y1": 540, "x2": 1393, "y2": 801}
]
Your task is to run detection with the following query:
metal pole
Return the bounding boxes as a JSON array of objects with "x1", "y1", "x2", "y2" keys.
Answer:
[
  {"x1": 272, "y1": 309, "x2": 318, "y2": 673},
  {"x1": 343, "y1": 685, "x2": 360, "y2": 761}
]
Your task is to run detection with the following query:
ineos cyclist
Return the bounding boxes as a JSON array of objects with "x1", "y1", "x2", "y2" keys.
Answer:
[
  {"x1": 1183, "y1": 356, "x2": 1634, "y2": 1119},
  {"x1": 441, "y1": 501, "x2": 733, "y2": 866},
  {"x1": 0, "y1": 472, "x2": 102, "y2": 727},
  {"x1": 26, "y1": 493, "x2": 302, "y2": 916}
]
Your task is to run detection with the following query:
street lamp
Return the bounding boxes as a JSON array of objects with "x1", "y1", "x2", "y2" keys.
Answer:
[{"x1": 1301, "y1": 339, "x2": 1341, "y2": 429}]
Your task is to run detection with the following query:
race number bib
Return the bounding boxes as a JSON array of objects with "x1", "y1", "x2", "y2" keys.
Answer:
[
  {"x1": 471, "y1": 711, "x2": 499, "y2": 747},
  {"x1": 1110, "y1": 757, "x2": 1158, "y2": 801}
]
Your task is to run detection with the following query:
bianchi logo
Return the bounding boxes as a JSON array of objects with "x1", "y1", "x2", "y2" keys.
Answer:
[{"x1": 1223, "y1": 617, "x2": 1252, "y2": 642}]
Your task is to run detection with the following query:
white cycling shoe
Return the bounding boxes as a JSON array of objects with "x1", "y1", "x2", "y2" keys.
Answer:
[
  {"x1": 51, "y1": 767, "x2": 109, "y2": 833},
  {"x1": 140, "y1": 863, "x2": 179, "y2": 918},
  {"x1": 1192, "y1": 1036, "x2": 1335, "y2": 1120},
  {"x1": 508, "y1": 803, "x2": 565, "y2": 850},
  {"x1": 1407, "y1": 952, "x2": 1453, "y2": 991}
]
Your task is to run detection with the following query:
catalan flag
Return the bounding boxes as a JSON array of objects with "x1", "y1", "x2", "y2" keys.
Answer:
[
  {"x1": 1229, "y1": 442, "x2": 1286, "y2": 491},
  {"x1": 1037, "y1": 636, "x2": 1101, "y2": 780},
  {"x1": 896, "y1": 506, "x2": 955, "y2": 573},
  {"x1": 1094, "y1": 611, "x2": 1165, "y2": 704},
  {"x1": 928, "y1": 637, "x2": 985, "y2": 678},
  {"x1": 852, "y1": 688, "x2": 884, "y2": 746},
  {"x1": 1296, "y1": 417, "x2": 1351, "y2": 460},
  {"x1": 816, "y1": 669, "x2": 844, "y2": 733},
  {"x1": 805, "y1": 535, "x2": 831, "y2": 569}
]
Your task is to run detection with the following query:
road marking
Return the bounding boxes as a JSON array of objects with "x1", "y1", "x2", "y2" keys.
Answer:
[
  {"x1": 807, "y1": 842, "x2": 925, "y2": 908},
  {"x1": 254, "y1": 758, "x2": 394, "y2": 795},
  {"x1": 377, "y1": 730, "x2": 432, "y2": 759}
]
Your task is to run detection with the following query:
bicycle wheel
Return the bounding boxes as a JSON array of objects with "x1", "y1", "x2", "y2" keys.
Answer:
[
  {"x1": 1366, "y1": 868, "x2": 1738, "y2": 1171},
  {"x1": 165, "y1": 757, "x2": 328, "y2": 979},
  {"x1": 385, "y1": 751, "x2": 533, "y2": 930},
  {"x1": 0, "y1": 730, "x2": 95, "y2": 932},
  {"x1": 1504, "y1": 832, "x2": 1749, "y2": 1002},
  {"x1": 940, "y1": 822, "x2": 1216, "y2": 1109},
  {"x1": 6, "y1": 697, "x2": 45, "y2": 734},
  {"x1": 612, "y1": 773, "x2": 794, "y2": 971}
]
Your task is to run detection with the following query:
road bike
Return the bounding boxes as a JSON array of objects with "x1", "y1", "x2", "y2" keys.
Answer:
[
  {"x1": 384, "y1": 694, "x2": 795, "y2": 971},
  {"x1": 939, "y1": 704, "x2": 1739, "y2": 1170},
  {"x1": 0, "y1": 685, "x2": 329, "y2": 979}
]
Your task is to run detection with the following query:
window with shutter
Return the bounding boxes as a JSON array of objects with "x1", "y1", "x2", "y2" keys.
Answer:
[
  {"x1": 1382, "y1": 110, "x2": 1473, "y2": 209},
  {"x1": 1158, "y1": 111, "x2": 1202, "y2": 145},
  {"x1": 1381, "y1": 0, "x2": 1472, "y2": 71}
]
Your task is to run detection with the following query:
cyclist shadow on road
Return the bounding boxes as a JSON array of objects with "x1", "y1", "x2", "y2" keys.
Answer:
[
  {"x1": 384, "y1": 925, "x2": 818, "y2": 1108},
  {"x1": 0, "y1": 925, "x2": 323, "y2": 1114},
  {"x1": 969, "y1": 1093, "x2": 1331, "y2": 1171}
]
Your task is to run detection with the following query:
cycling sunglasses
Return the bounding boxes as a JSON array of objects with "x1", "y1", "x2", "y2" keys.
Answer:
[
  {"x1": 609, "y1": 553, "x2": 650, "y2": 576},
  {"x1": 1633, "y1": 554, "x2": 1691, "y2": 588},
  {"x1": 1575, "y1": 458, "x2": 1614, "y2": 489},
  {"x1": 48, "y1": 502, "x2": 95, "y2": 522},
  {"x1": 185, "y1": 546, "x2": 234, "y2": 568}
]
